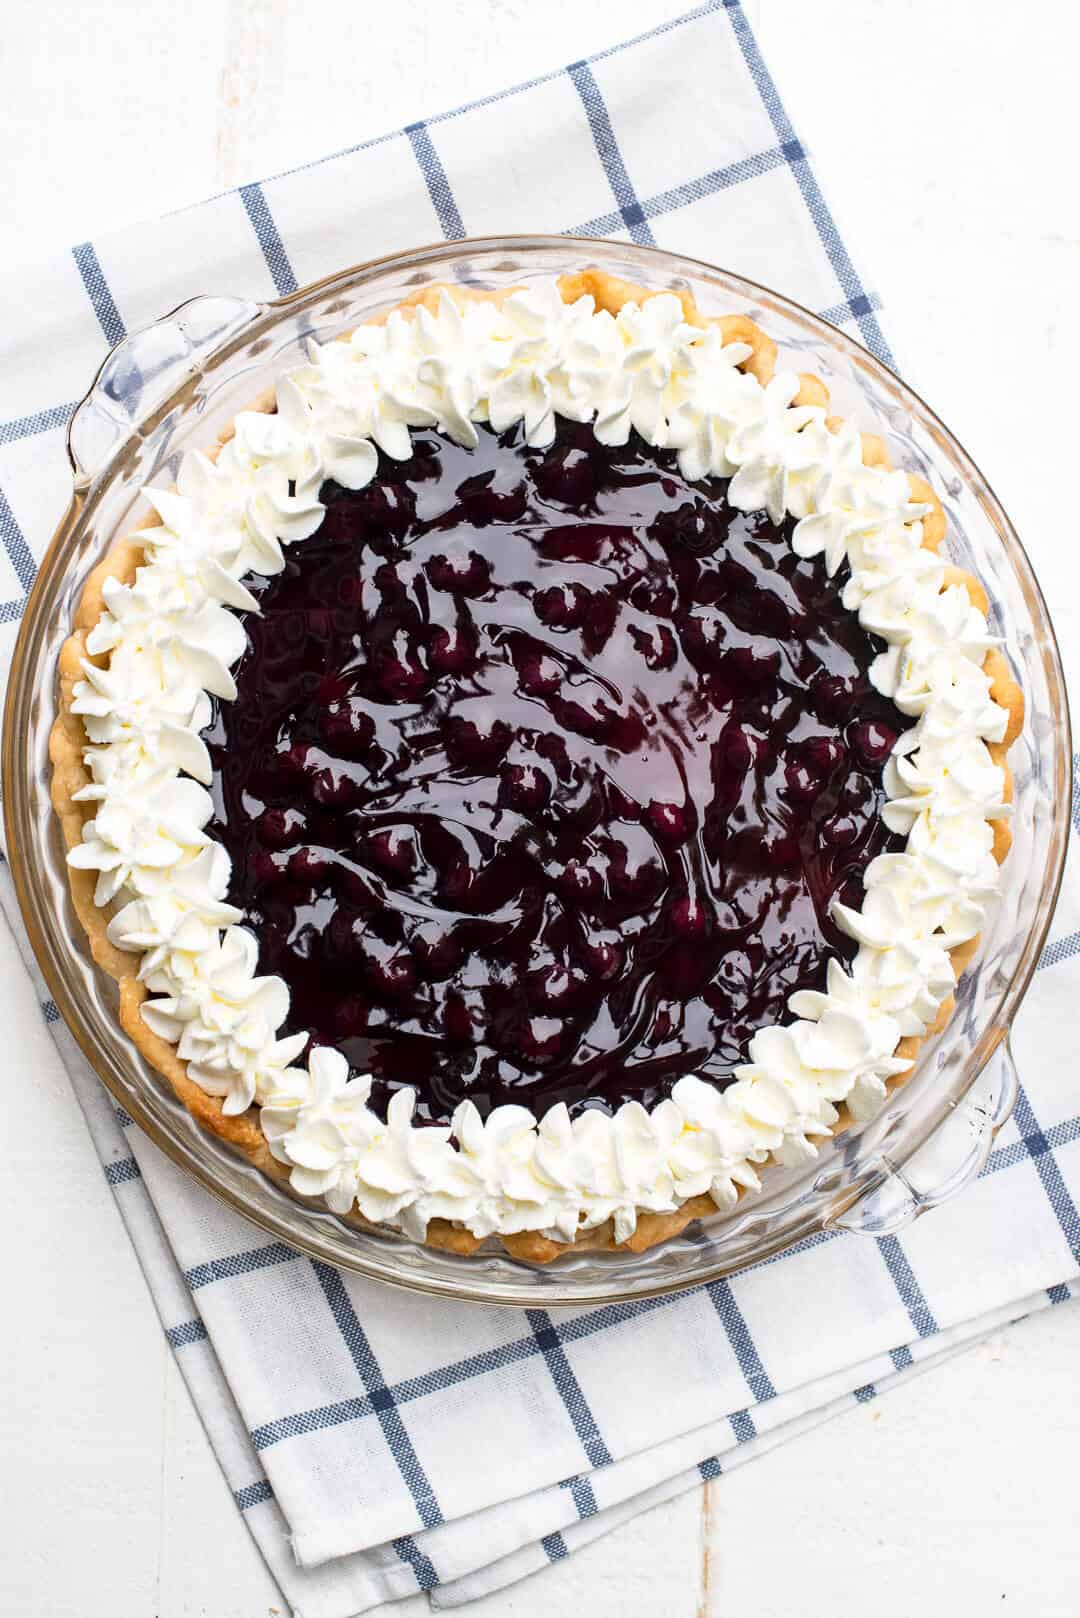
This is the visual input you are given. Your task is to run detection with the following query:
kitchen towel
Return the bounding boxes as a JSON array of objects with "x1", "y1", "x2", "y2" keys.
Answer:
[{"x1": 1, "y1": 3, "x2": 1078, "y2": 1615}]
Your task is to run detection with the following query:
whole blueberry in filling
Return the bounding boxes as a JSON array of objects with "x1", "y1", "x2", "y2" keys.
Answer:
[{"x1": 205, "y1": 419, "x2": 907, "y2": 1125}]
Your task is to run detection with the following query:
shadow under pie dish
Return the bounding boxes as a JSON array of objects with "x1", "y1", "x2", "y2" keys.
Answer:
[{"x1": 46, "y1": 259, "x2": 1026, "y2": 1265}]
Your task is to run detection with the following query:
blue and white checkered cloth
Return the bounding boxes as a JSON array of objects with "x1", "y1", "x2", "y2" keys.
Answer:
[{"x1": 1, "y1": 5, "x2": 1078, "y2": 1614}]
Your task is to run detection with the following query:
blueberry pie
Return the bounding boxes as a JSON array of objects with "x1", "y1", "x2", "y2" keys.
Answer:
[{"x1": 51, "y1": 269, "x2": 1023, "y2": 1259}]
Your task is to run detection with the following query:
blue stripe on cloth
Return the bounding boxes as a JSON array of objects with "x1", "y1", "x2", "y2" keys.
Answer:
[
  {"x1": 41, "y1": 999, "x2": 60, "y2": 1024},
  {"x1": 238, "y1": 184, "x2": 298, "y2": 296},
  {"x1": 567, "y1": 61, "x2": 656, "y2": 246},
  {"x1": 699, "y1": 1456, "x2": 722, "y2": 1480},
  {"x1": 1048, "y1": 1282, "x2": 1072, "y2": 1305},
  {"x1": 405, "y1": 124, "x2": 465, "y2": 240},
  {"x1": 389, "y1": 1331, "x2": 542, "y2": 1400},
  {"x1": 721, "y1": 0, "x2": 892, "y2": 367},
  {"x1": 166, "y1": 1318, "x2": 209, "y2": 1349},
  {"x1": 0, "y1": 597, "x2": 25, "y2": 625},
  {"x1": 114, "y1": 1104, "x2": 134, "y2": 1128},
  {"x1": 393, "y1": 1535, "x2": 440, "y2": 1592},
  {"x1": 553, "y1": 1289, "x2": 701, "y2": 1340},
  {"x1": 876, "y1": 1236, "x2": 938, "y2": 1338},
  {"x1": 0, "y1": 401, "x2": 76, "y2": 448},
  {"x1": 559, "y1": 1474, "x2": 599, "y2": 1519},
  {"x1": 1071, "y1": 752, "x2": 1080, "y2": 834},
  {"x1": 890, "y1": 1343, "x2": 914, "y2": 1372},
  {"x1": 705, "y1": 1279, "x2": 777, "y2": 1403},
  {"x1": 1039, "y1": 929, "x2": 1080, "y2": 971},
  {"x1": 234, "y1": 1479, "x2": 274, "y2": 1511},
  {"x1": 570, "y1": 144, "x2": 789, "y2": 237},
  {"x1": 1012, "y1": 1085, "x2": 1080, "y2": 1261},
  {"x1": 853, "y1": 1383, "x2": 877, "y2": 1403},
  {"x1": 71, "y1": 242, "x2": 126, "y2": 345},
  {"x1": 0, "y1": 483, "x2": 38, "y2": 593},
  {"x1": 729, "y1": 1407, "x2": 757, "y2": 1443},
  {"x1": 104, "y1": 1156, "x2": 141, "y2": 1186},
  {"x1": 184, "y1": 1241, "x2": 298, "y2": 1291},
  {"x1": 817, "y1": 292, "x2": 886, "y2": 330},
  {"x1": 982, "y1": 1114, "x2": 1080, "y2": 1178},
  {"x1": 252, "y1": 1396, "x2": 374, "y2": 1452},
  {"x1": 312, "y1": 1262, "x2": 444, "y2": 1530},
  {"x1": 542, "y1": 1532, "x2": 569, "y2": 1562},
  {"x1": 525, "y1": 1309, "x2": 614, "y2": 1469}
]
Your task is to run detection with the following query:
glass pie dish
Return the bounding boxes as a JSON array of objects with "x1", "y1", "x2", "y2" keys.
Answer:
[{"x1": 4, "y1": 236, "x2": 1070, "y2": 1307}]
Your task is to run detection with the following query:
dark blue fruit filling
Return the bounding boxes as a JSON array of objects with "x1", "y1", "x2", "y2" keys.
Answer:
[{"x1": 205, "y1": 418, "x2": 906, "y2": 1125}]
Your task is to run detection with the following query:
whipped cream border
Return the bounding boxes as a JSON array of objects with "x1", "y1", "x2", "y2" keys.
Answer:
[{"x1": 65, "y1": 282, "x2": 1013, "y2": 1246}]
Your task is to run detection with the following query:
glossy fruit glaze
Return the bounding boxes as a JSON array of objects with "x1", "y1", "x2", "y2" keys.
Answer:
[{"x1": 205, "y1": 418, "x2": 906, "y2": 1124}]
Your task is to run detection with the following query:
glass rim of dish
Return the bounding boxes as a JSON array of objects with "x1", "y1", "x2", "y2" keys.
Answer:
[{"x1": 5, "y1": 234, "x2": 1071, "y2": 1306}]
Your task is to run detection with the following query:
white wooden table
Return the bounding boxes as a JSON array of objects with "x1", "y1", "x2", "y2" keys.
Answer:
[{"x1": 3, "y1": 1, "x2": 1078, "y2": 1613}]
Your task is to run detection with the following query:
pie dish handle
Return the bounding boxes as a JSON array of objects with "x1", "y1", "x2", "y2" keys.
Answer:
[
  {"x1": 67, "y1": 294, "x2": 266, "y2": 489},
  {"x1": 831, "y1": 1035, "x2": 1020, "y2": 1237}
]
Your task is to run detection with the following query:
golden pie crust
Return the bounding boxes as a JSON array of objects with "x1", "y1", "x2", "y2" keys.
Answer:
[{"x1": 50, "y1": 270, "x2": 1025, "y2": 1262}]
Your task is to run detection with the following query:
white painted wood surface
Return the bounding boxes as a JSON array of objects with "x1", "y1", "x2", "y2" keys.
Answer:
[{"x1": 2, "y1": 1, "x2": 1078, "y2": 1613}]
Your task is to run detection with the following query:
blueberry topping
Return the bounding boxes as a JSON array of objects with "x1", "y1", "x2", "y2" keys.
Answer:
[{"x1": 205, "y1": 419, "x2": 907, "y2": 1125}]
